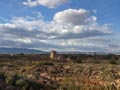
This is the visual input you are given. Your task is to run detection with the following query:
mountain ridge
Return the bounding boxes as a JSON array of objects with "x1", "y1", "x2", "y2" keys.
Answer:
[{"x1": 0, "y1": 47, "x2": 45, "y2": 54}]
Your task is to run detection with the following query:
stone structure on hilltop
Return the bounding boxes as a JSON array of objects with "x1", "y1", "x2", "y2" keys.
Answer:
[
  {"x1": 50, "y1": 50, "x2": 73, "y2": 62},
  {"x1": 50, "y1": 51, "x2": 57, "y2": 60}
]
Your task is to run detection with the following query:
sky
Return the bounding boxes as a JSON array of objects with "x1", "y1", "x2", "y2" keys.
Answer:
[{"x1": 0, "y1": 0, "x2": 120, "y2": 53}]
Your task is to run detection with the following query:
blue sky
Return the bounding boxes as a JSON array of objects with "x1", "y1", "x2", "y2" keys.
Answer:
[{"x1": 0, "y1": 0, "x2": 120, "y2": 53}]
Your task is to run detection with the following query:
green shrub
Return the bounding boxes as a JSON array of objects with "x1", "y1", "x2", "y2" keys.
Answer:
[
  {"x1": 75, "y1": 59, "x2": 82, "y2": 63},
  {"x1": 35, "y1": 61, "x2": 54, "y2": 66},
  {"x1": 93, "y1": 60, "x2": 101, "y2": 64},
  {"x1": 15, "y1": 79, "x2": 26, "y2": 87},
  {"x1": 0, "y1": 64, "x2": 6, "y2": 68},
  {"x1": 109, "y1": 60, "x2": 118, "y2": 65},
  {"x1": 0, "y1": 72, "x2": 5, "y2": 79},
  {"x1": 117, "y1": 60, "x2": 120, "y2": 64},
  {"x1": 7, "y1": 64, "x2": 15, "y2": 68},
  {"x1": 6, "y1": 74, "x2": 20, "y2": 85}
]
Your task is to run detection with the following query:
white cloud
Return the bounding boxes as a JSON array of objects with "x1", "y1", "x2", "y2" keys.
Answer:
[
  {"x1": 0, "y1": 9, "x2": 110, "y2": 40},
  {"x1": 41, "y1": 37, "x2": 120, "y2": 52},
  {"x1": 22, "y1": 0, "x2": 69, "y2": 8},
  {"x1": 45, "y1": 9, "x2": 111, "y2": 39},
  {"x1": 0, "y1": 8, "x2": 119, "y2": 52},
  {"x1": 54, "y1": 9, "x2": 91, "y2": 25}
]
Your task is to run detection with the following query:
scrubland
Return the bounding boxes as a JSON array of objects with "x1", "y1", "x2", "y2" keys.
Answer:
[{"x1": 0, "y1": 54, "x2": 120, "y2": 90}]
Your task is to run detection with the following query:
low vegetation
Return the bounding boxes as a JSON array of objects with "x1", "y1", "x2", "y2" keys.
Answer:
[{"x1": 0, "y1": 54, "x2": 120, "y2": 90}]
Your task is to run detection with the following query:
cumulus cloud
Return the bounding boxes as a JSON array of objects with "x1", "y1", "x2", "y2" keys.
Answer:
[
  {"x1": 0, "y1": 9, "x2": 111, "y2": 40},
  {"x1": 44, "y1": 9, "x2": 111, "y2": 39},
  {"x1": 40, "y1": 38, "x2": 120, "y2": 52},
  {"x1": 0, "y1": 8, "x2": 118, "y2": 52},
  {"x1": 22, "y1": 0, "x2": 69, "y2": 8},
  {"x1": 54, "y1": 9, "x2": 94, "y2": 25}
]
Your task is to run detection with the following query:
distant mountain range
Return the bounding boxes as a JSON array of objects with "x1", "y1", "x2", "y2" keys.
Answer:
[
  {"x1": 0, "y1": 47, "x2": 119, "y2": 55},
  {"x1": 58, "y1": 52, "x2": 120, "y2": 55},
  {"x1": 58, "y1": 52, "x2": 108, "y2": 55},
  {"x1": 0, "y1": 47, "x2": 46, "y2": 54}
]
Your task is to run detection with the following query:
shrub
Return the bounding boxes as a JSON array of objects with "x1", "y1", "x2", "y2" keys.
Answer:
[
  {"x1": 0, "y1": 72, "x2": 5, "y2": 79},
  {"x1": 109, "y1": 60, "x2": 118, "y2": 65},
  {"x1": 6, "y1": 74, "x2": 20, "y2": 85},
  {"x1": 0, "y1": 64, "x2": 6, "y2": 68},
  {"x1": 75, "y1": 59, "x2": 82, "y2": 63},
  {"x1": 93, "y1": 60, "x2": 101, "y2": 64},
  {"x1": 15, "y1": 79, "x2": 26, "y2": 87},
  {"x1": 43, "y1": 62, "x2": 54, "y2": 66},
  {"x1": 35, "y1": 61, "x2": 54, "y2": 66}
]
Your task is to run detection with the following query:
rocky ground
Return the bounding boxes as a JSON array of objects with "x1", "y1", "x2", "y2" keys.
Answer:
[{"x1": 0, "y1": 60, "x2": 120, "y2": 90}]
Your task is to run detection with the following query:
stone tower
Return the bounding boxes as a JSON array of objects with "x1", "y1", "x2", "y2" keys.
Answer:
[{"x1": 50, "y1": 51, "x2": 56, "y2": 60}]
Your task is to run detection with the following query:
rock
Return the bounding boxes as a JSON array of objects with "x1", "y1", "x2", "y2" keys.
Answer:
[
  {"x1": 115, "y1": 79, "x2": 120, "y2": 84},
  {"x1": 33, "y1": 67, "x2": 41, "y2": 72},
  {"x1": 64, "y1": 65, "x2": 71, "y2": 70},
  {"x1": 40, "y1": 73, "x2": 50, "y2": 79},
  {"x1": 21, "y1": 69, "x2": 26, "y2": 73},
  {"x1": 27, "y1": 74, "x2": 34, "y2": 79},
  {"x1": 47, "y1": 66, "x2": 56, "y2": 73}
]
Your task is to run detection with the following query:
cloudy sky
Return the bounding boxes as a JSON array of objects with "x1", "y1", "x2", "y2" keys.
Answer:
[{"x1": 0, "y1": 0, "x2": 120, "y2": 52}]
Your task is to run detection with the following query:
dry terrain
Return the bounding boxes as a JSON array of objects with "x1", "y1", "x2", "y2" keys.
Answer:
[{"x1": 0, "y1": 54, "x2": 120, "y2": 90}]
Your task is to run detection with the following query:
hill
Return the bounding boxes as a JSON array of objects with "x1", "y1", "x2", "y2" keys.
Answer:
[{"x1": 0, "y1": 47, "x2": 45, "y2": 54}]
